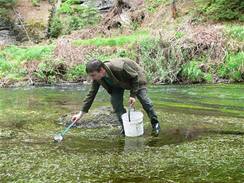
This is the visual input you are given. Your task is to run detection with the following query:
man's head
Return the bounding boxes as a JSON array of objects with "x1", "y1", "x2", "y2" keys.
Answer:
[{"x1": 86, "y1": 59, "x2": 106, "y2": 80}]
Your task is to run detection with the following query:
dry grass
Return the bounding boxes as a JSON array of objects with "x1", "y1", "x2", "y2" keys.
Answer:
[{"x1": 54, "y1": 38, "x2": 117, "y2": 66}]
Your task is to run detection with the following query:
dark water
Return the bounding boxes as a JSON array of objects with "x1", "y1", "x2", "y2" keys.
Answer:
[{"x1": 0, "y1": 84, "x2": 244, "y2": 182}]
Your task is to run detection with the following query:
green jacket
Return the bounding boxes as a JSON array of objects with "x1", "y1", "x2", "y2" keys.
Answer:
[{"x1": 81, "y1": 58, "x2": 147, "y2": 113}]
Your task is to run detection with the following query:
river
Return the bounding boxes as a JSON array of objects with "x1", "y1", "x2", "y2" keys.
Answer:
[{"x1": 0, "y1": 84, "x2": 243, "y2": 182}]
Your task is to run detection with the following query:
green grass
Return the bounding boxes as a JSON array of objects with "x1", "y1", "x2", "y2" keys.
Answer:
[
  {"x1": 73, "y1": 31, "x2": 149, "y2": 47},
  {"x1": 181, "y1": 60, "x2": 205, "y2": 83},
  {"x1": 218, "y1": 51, "x2": 244, "y2": 81},
  {"x1": 0, "y1": 44, "x2": 55, "y2": 63},
  {"x1": 225, "y1": 24, "x2": 244, "y2": 41},
  {"x1": 0, "y1": 44, "x2": 55, "y2": 81}
]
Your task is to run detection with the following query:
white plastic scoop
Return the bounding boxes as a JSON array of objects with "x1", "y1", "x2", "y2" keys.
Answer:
[{"x1": 53, "y1": 120, "x2": 76, "y2": 142}]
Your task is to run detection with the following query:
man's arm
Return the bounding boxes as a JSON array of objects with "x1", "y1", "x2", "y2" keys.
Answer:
[
  {"x1": 123, "y1": 62, "x2": 139, "y2": 98},
  {"x1": 81, "y1": 80, "x2": 100, "y2": 113}
]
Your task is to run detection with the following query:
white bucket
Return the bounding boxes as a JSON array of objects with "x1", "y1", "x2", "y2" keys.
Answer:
[{"x1": 121, "y1": 109, "x2": 144, "y2": 137}]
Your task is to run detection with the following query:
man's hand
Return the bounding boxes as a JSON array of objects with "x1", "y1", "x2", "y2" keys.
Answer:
[
  {"x1": 128, "y1": 97, "x2": 136, "y2": 107},
  {"x1": 71, "y1": 111, "x2": 85, "y2": 123}
]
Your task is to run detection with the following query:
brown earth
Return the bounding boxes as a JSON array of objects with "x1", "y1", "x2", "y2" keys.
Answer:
[{"x1": 15, "y1": 0, "x2": 52, "y2": 26}]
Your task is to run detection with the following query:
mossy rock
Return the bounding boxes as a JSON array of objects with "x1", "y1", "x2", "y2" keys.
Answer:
[{"x1": 58, "y1": 106, "x2": 120, "y2": 128}]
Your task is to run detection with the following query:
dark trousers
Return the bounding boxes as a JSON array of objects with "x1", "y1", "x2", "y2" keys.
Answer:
[{"x1": 110, "y1": 87, "x2": 159, "y2": 129}]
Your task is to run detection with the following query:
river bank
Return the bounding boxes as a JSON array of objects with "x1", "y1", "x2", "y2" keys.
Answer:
[{"x1": 0, "y1": 0, "x2": 243, "y2": 87}]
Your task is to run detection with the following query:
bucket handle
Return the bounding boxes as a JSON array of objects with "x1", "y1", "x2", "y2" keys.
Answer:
[{"x1": 128, "y1": 104, "x2": 135, "y2": 122}]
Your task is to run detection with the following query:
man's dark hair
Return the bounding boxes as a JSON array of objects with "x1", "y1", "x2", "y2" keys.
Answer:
[{"x1": 85, "y1": 59, "x2": 105, "y2": 73}]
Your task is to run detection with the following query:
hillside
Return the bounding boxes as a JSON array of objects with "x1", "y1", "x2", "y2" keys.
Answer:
[{"x1": 0, "y1": 0, "x2": 243, "y2": 87}]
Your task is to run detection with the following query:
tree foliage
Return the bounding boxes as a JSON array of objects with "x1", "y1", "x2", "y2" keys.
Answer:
[{"x1": 196, "y1": 0, "x2": 244, "y2": 21}]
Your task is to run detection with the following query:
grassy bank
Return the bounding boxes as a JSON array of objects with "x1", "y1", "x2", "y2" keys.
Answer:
[
  {"x1": 0, "y1": 26, "x2": 243, "y2": 87},
  {"x1": 0, "y1": 0, "x2": 243, "y2": 87}
]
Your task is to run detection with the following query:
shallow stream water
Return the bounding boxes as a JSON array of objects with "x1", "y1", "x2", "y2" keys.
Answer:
[{"x1": 0, "y1": 84, "x2": 243, "y2": 182}]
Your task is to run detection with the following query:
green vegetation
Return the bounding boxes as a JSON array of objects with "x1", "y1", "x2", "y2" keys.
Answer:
[
  {"x1": 195, "y1": 0, "x2": 244, "y2": 21},
  {"x1": 181, "y1": 60, "x2": 205, "y2": 83},
  {"x1": 0, "y1": 45, "x2": 86, "y2": 84},
  {"x1": 49, "y1": 1, "x2": 101, "y2": 38},
  {"x1": 0, "y1": 85, "x2": 244, "y2": 182},
  {"x1": 34, "y1": 59, "x2": 67, "y2": 84},
  {"x1": 0, "y1": 7, "x2": 8, "y2": 17},
  {"x1": 49, "y1": 16, "x2": 63, "y2": 38},
  {"x1": 31, "y1": 0, "x2": 40, "y2": 7},
  {"x1": 225, "y1": 24, "x2": 244, "y2": 41},
  {"x1": 0, "y1": 45, "x2": 55, "y2": 83},
  {"x1": 218, "y1": 52, "x2": 244, "y2": 81},
  {"x1": 138, "y1": 37, "x2": 186, "y2": 83},
  {"x1": 0, "y1": 0, "x2": 16, "y2": 7},
  {"x1": 73, "y1": 31, "x2": 148, "y2": 47},
  {"x1": 66, "y1": 64, "x2": 86, "y2": 81},
  {"x1": 0, "y1": 0, "x2": 16, "y2": 24},
  {"x1": 0, "y1": 45, "x2": 54, "y2": 63},
  {"x1": 145, "y1": 0, "x2": 169, "y2": 13}
]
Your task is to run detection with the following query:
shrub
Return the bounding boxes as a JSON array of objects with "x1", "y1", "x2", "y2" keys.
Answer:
[
  {"x1": 217, "y1": 52, "x2": 244, "y2": 81},
  {"x1": 195, "y1": 0, "x2": 244, "y2": 21},
  {"x1": 35, "y1": 60, "x2": 67, "y2": 84},
  {"x1": 53, "y1": 3, "x2": 101, "y2": 37},
  {"x1": 49, "y1": 16, "x2": 63, "y2": 38},
  {"x1": 0, "y1": 7, "x2": 10, "y2": 23},
  {"x1": 66, "y1": 64, "x2": 86, "y2": 81},
  {"x1": 138, "y1": 37, "x2": 185, "y2": 83},
  {"x1": 58, "y1": 2, "x2": 73, "y2": 14},
  {"x1": 181, "y1": 60, "x2": 205, "y2": 83},
  {"x1": 0, "y1": 0, "x2": 16, "y2": 7}
]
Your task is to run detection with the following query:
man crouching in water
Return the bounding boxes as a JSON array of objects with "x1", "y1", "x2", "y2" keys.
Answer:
[{"x1": 71, "y1": 58, "x2": 161, "y2": 136}]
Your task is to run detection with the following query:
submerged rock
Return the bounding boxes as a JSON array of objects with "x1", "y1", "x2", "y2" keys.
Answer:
[{"x1": 58, "y1": 106, "x2": 120, "y2": 128}]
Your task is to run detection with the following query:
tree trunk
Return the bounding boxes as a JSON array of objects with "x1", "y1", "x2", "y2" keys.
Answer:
[{"x1": 171, "y1": 0, "x2": 177, "y2": 19}]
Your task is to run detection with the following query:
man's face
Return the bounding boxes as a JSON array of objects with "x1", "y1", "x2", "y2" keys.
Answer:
[{"x1": 88, "y1": 68, "x2": 105, "y2": 81}]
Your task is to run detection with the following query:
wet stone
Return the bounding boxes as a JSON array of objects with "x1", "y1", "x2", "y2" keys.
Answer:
[{"x1": 57, "y1": 106, "x2": 120, "y2": 128}]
